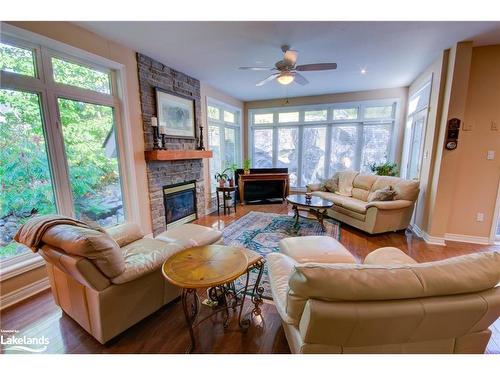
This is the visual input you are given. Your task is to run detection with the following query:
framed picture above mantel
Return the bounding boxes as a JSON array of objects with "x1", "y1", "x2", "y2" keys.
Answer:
[{"x1": 155, "y1": 88, "x2": 196, "y2": 139}]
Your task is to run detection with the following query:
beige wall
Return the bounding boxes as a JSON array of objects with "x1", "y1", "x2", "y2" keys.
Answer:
[
  {"x1": 446, "y1": 45, "x2": 500, "y2": 238},
  {"x1": 200, "y1": 82, "x2": 244, "y2": 210},
  {"x1": 243, "y1": 87, "x2": 408, "y2": 164},
  {"x1": 412, "y1": 42, "x2": 500, "y2": 242},
  {"x1": 426, "y1": 42, "x2": 474, "y2": 238}
]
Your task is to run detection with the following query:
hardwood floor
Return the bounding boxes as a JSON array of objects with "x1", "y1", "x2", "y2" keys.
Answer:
[{"x1": 1, "y1": 202, "x2": 499, "y2": 354}]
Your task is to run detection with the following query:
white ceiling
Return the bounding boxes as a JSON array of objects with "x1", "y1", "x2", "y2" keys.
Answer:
[{"x1": 77, "y1": 21, "x2": 500, "y2": 102}]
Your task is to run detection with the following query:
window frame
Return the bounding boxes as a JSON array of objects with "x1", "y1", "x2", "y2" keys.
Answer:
[
  {"x1": 0, "y1": 23, "x2": 140, "y2": 276},
  {"x1": 248, "y1": 99, "x2": 399, "y2": 189},
  {"x1": 206, "y1": 97, "x2": 242, "y2": 197}
]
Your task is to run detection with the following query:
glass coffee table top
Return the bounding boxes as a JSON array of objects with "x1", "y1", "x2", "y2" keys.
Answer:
[{"x1": 286, "y1": 194, "x2": 333, "y2": 208}]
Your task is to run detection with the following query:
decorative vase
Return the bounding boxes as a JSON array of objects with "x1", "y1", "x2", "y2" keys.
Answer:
[
  {"x1": 228, "y1": 178, "x2": 234, "y2": 187},
  {"x1": 218, "y1": 179, "x2": 225, "y2": 188},
  {"x1": 244, "y1": 169, "x2": 250, "y2": 175}
]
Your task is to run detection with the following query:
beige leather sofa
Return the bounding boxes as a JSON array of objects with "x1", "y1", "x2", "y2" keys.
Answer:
[
  {"x1": 307, "y1": 171, "x2": 420, "y2": 234},
  {"x1": 268, "y1": 236, "x2": 500, "y2": 354},
  {"x1": 38, "y1": 222, "x2": 222, "y2": 344}
]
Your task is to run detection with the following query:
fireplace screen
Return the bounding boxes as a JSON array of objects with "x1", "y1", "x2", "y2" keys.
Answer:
[{"x1": 163, "y1": 180, "x2": 197, "y2": 227}]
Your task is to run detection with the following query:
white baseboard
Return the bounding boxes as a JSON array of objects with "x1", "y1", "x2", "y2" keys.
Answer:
[
  {"x1": 0, "y1": 277, "x2": 50, "y2": 311},
  {"x1": 410, "y1": 224, "x2": 446, "y2": 246},
  {"x1": 444, "y1": 233, "x2": 492, "y2": 245}
]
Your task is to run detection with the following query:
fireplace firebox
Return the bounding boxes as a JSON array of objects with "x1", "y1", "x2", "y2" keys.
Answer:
[{"x1": 163, "y1": 180, "x2": 197, "y2": 228}]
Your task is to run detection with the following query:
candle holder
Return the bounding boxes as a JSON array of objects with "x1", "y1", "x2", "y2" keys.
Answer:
[
  {"x1": 161, "y1": 134, "x2": 167, "y2": 149},
  {"x1": 197, "y1": 125, "x2": 205, "y2": 150},
  {"x1": 151, "y1": 116, "x2": 161, "y2": 150},
  {"x1": 153, "y1": 126, "x2": 161, "y2": 150}
]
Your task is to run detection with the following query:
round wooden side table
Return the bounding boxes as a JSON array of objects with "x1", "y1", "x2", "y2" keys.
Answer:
[{"x1": 162, "y1": 245, "x2": 262, "y2": 353}]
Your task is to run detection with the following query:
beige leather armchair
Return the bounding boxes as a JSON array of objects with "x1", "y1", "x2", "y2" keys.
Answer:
[
  {"x1": 268, "y1": 242, "x2": 500, "y2": 354},
  {"x1": 38, "y1": 222, "x2": 222, "y2": 344},
  {"x1": 307, "y1": 172, "x2": 420, "y2": 234}
]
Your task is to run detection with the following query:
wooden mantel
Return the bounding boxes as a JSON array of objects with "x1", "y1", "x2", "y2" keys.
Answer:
[{"x1": 145, "y1": 149, "x2": 213, "y2": 161}]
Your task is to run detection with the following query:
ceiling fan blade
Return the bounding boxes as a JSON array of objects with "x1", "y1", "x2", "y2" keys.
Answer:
[
  {"x1": 293, "y1": 72, "x2": 309, "y2": 86},
  {"x1": 256, "y1": 73, "x2": 279, "y2": 86},
  {"x1": 283, "y1": 50, "x2": 298, "y2": 66},
  {"x1": 238, "y1": 66, "x2": 274, "y2": 71},
  {"x1": 296, "y1": 63, "x2": 338, "y2": 71}
]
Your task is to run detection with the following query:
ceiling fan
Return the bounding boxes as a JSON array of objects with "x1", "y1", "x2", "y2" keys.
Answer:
[{"x1": 238, "y1": 45, "x2": 337, "y2": 87}]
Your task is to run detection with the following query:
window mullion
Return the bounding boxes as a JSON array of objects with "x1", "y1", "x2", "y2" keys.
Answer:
[
  {"x1": 357, "y1": 123, "x2": 364, "y2": 171},
  {"x1": 324, "y1": 109, "x2": 333, "y2": 177},
  {"x1": 41, "y1": 87, "x2": 74, "y2": 217}
]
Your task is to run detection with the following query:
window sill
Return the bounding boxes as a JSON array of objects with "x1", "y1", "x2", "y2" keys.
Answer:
[{"x1": 0, "y1": 252, "x2": 45, "y2": 282}]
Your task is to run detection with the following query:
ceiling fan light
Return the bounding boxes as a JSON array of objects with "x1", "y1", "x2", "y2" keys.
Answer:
[{"x1": 277, "y1": 72, "x2": 294, "y2": 85}]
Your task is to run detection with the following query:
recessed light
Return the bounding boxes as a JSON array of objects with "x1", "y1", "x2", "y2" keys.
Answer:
[{"x1": 360, "y1": 68, "x2": 367, "y2": 75}]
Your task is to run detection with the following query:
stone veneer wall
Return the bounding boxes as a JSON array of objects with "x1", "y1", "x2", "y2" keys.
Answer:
[{"x1": 137, "y1": 53, "x2": 206, "y2": 235}]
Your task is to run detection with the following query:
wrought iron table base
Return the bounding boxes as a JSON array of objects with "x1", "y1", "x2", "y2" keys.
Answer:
[
  {"x1": 180, "y1": 259, "x2": 265, "y2": 353},
  {"x1": 292, "y1": 204, "x2": 328, "y2": 231}
]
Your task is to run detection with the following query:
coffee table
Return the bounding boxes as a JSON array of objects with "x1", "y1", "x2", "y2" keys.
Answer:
[
  {"x1": 162, "y1": 245, "x2": 264, "y2": 353},
  {"x1": 286, "y1": 194, "x2": 334, "y2": 231}
]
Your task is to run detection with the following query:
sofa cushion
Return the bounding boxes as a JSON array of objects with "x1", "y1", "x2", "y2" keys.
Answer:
[
  {"x1": 42, "y1": 224, "x2": 125, "y2": 279},
  {"x1": 337, "y1": 170, "x2": 359, "y2": 196},
  {"x1": 111, "y1": 238, "x2": 186, "y2": 284},
  {"x1": 371, "y1": 176, "x2": 419, "y2": 201},
  {"x1": 279, "y1": 236, "x2": 357, "y2": 264},
  {"x1": 351, "y1": 174, "x2": 377, "y2": 201},
  {"x1": 331, "y1": 205, "x2": 366, "y2": 221},
  {"x1": 363, "y1": 247, "x2": 418, "y2": 265},
  {"x1": 339, "y1": 196, "x2": 369, "y2": 214},
  {"x1": 155, "y1": 223, "x2": 222, "y2": 247},
  {"x1": 106, "y1": 222, "x2": 144, "y2": 247},
  {"x1": 289, "y1": 251, "x2": 500, "y2": 301}
]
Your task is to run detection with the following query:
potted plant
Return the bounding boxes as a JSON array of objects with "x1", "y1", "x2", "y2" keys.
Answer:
[
  {"x1": 369, "y1": 162, "x2": 399, "y2": 176},
  {"x1": 214, "y1": 171, "x2": 228, "y2": 188},
  {"x1": 224, "y1": 163, "x2": 238, "y2": 187},
  {"x1": 243, "y1": 159, "x2": 251, "y2": 175}
]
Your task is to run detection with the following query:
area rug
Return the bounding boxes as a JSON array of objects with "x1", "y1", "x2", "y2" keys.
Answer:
[{"x1": 222, "y1": 211, "x2": 341, "y2": 300}]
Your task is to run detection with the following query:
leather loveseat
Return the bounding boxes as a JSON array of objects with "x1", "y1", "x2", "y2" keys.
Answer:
[
  {"x1": 37, "y1": 222, "x2": 222, "y2": 344},
  {"x1": 268, "y1": 236, "x2": 500, "y2": 354},
  {"x1": 307, "y1": 171, "x2": 420, "y2": 234}
]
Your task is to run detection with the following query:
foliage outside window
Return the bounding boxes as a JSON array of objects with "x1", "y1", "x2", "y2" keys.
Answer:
[
  {"x1": 250, "y1": 101, "x2": 397, "y2": 188},
  {"x1": 0, "y1": 36, "x2": 125, "y2": 261},
  {"x1": 52, "y1": 57, "x2": 111, "y2": 94},
  {"x1": 0, "y1": 42, "x2": 36, "y2": 77}
]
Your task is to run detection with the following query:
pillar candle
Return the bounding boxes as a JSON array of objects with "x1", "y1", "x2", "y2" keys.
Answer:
[
  {"x1": 151, "y1": 116, "x2": 158, "y2": 127},
  {"x1": 159, "y1": 125, "x2": 167, "y2": 135}
]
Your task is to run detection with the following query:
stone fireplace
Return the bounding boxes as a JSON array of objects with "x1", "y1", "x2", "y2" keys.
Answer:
[
  {"x1": 163, "y1": 180, "x2": 197, "y2": 227},
  {"x1": 137, "y1": 53, "x2": 206, "y2": 236}
]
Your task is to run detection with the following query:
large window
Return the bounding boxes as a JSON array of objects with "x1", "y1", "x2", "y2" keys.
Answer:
[
  {"x1": 250, "y1": 100, "x2": 398, "y2": 188},
  {"x1": 1, "y1": 33, "x2": 127, "y2": 262},
  {"x1": 207, "y1": 100, "x2": 241, "y2": 192}
]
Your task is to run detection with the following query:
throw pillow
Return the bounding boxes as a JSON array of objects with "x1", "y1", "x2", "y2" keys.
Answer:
[
  {"x1": 321, "y1": 174, "x2": 339, "y2": 192},
  {"x1": 368, "y1": 186, "x2": 396, "y2": 202}
]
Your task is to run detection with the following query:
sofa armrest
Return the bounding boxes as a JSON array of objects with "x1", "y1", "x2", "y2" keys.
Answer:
[
  {"x1": 306, "y1": 183, "x2": 323, "y2": 192},
  {"x1": 267, "y1": 253, "x2": 301, "y2": 325},
  {"x1": 366, "y1": 199, "x2": 413, "y2": 210},
  {"x1": 363, "y1": 247, "x2": 417, "y2": 265}
]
